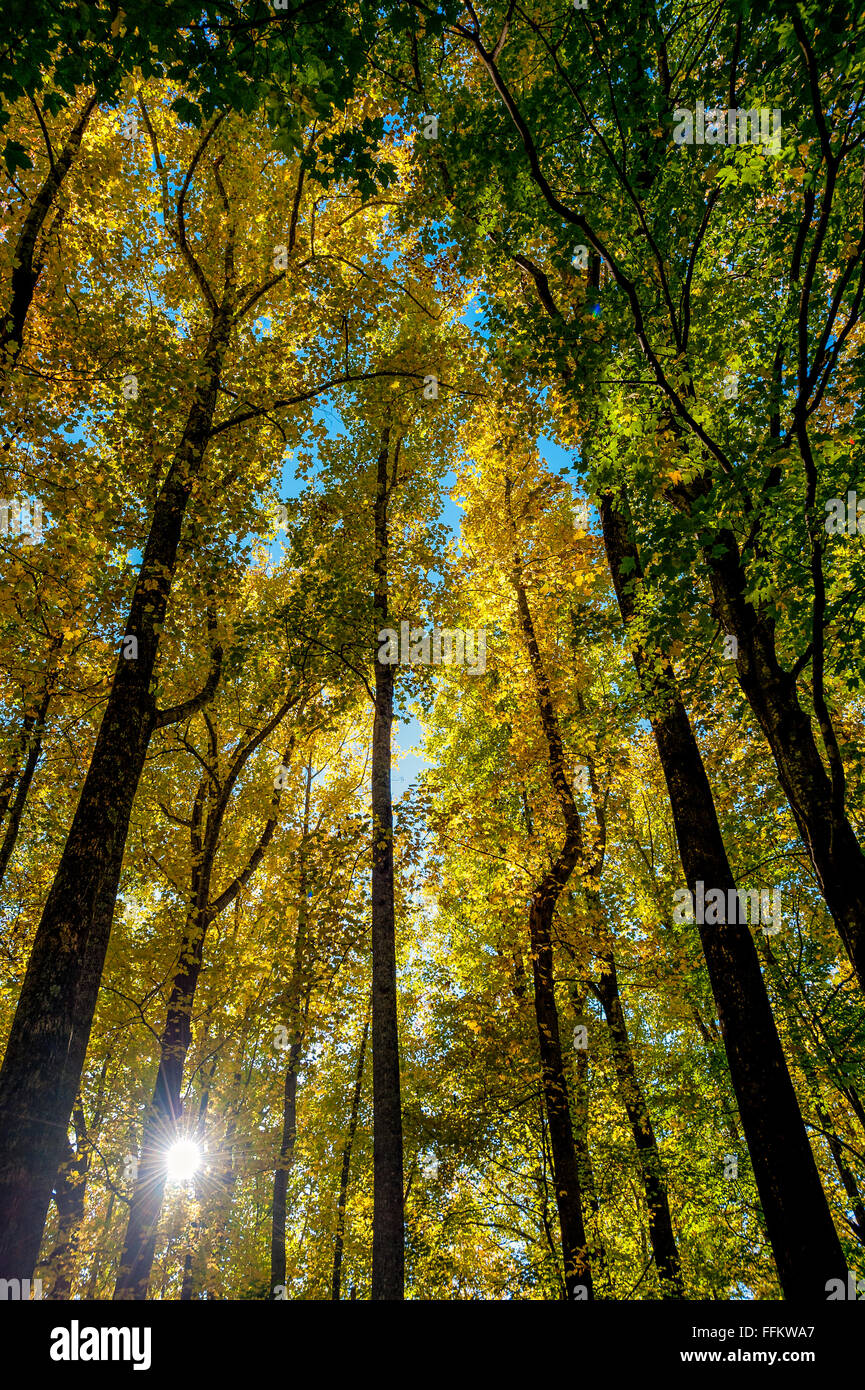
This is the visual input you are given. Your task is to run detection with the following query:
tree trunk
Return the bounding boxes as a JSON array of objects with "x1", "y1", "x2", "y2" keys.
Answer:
[
  {"x1": 600, "y1": 491, "x2": 847, "y2": 1299},
  {"x1": 707, "y1": 530, "x2": 865, "y2": 992},
  {"x1": 44, "y1": 1136, "x2": 88, "y2": 1300},
  {"x1": 508, "y1": 500, "x2": 592, "y2": 1298},
  {"x1": 115, "y1": 721, "x2": 292, "y2": 1300},
  {"x1": 759, "y1": 937, "x2": 865, "y2": 1245},
  {"x1": 590, "y1": 926, "x2": 683, "y2": 1297},
  {"x1": 0, "y1": 639, "x2": 62, "y2": 887},
  {"x1": 529, "y1": 889, "x2": 593, "y2": 1298},
  {"x1": 0, "y1": 304, "x2": 232, "y2": 1284},
  {"x1": 332, "y1": 1011, "x2": 369, "y2": 1300},
  {"x1": 569, "y1": 983, "x2": 608, "y2": 1286},
  {"x1": 269, "y1": 759, "x2": 314, "y2": 1298},
  {"x1": 0, "y1": 95, "x2": 98, "y2": 382},
  {"x1": 370, "y1": 427, "x2": 404, "y2": 1300},
  {"x1": 113, "y1": 900, "x2": 212, "y2": 1299}
]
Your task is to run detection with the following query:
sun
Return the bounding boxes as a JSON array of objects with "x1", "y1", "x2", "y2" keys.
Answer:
[{"x1": 165, "y1": 1139, "x2": 202, "y2": 1184}]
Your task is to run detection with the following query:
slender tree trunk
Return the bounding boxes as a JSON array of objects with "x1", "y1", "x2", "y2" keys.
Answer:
[
  {"x1": 589, "y1": 926, "x2": 683, "y2": 1297},
  {"x1": 508, "y1": 504, "x2": 592, "y2": 1298},
  {"x1": 333, "y1": 1011, "x2": 369, "y2": 1300},
  {"x1": 44, "y1": 1135, "x2": 89, "y2": 1300},
  {"x1": 569, "y1": 983, "x2": 608, "y2": 1286},
  {"x1": 116, "y1": 723, "x2": 291, "y2": 1300},
  {"x1": 759, "y1": 938, "x2": 865, "y2": 1245},
  {"x1": 0, "y1": 95, "x2": 98, "y2": 382},
  {"x1": 270, "y1": 760, "x2": 313, "y2": 1298},
  {"x1": 270, "y1": 1036, "x2": 303, "y2": 1296},
  {"x1": 529, "y1": 889, "x2": 592, "y2": 1297},
  {"x1": 600, "y1": 492, "x2": 847, "y2": 1299},
  {"x1": 113, "y1": 899, "x2": 212, "y2": 1300},
  {"x1": 0, "y1": 642, "x2": 61, "y2": 886},
  {"x1": 707, "y1": 531, "x2": 865, "y2": 992},
  {"x1": 0, "y1": 304, "x2": 232, "y2": 1284},
  {"x1": 814, "y1": 1095, "x2": 865, "y2": 1246},
  {"x1": 370, "y1": 427, "x2": 404, "y2": 1299}
]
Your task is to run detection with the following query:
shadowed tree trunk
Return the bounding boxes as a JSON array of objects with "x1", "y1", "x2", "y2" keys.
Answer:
[
  {"x1": 568, "y1": 724, "x2": 682, "y2": 1298},
  {"x1": 460, "y1": 43, "x2": 865, "y2": 995},
  {"x1": 759, "y1": 937, "x2": 865, "y2": 1247},
  {"x1": 590, "y1": 929, "x2": 683, "y2": 1297},
  {"x1": 43, "y1": 1102, "x2": 90, "y2": 1301},
  {"x1": 508, "y1": 484, "x2": 592, "y2": 1299},
  {"x1": 332, "y1": 1011, "x2": 369, "y2": 1300},
  {"x1": 705, "y1": 526, "x2": 865, "y2": 993},
  {"x1": 569, "y1": 982, "x2": 608, "y2": 1288},
  {"x1": 0, "y1": 283, "x2": 232, "y2": 1283},
  {"x1": 270, "y1": 759, "x2": 314, "y2": 1299},
  {"x1": 601, "y1": 490, "x2": 847, "y2": 1299},
  {"x1": 114, "y1": 713, "x2": 295, "y2": 1301},
  {"x1": 0, "y1": 94, "x2": 98, "y2": 384},
  {"x1": 0, "y1": 634, "x2": 63, "y2": 888},
  {"x1": 370, "y1": 426, "x2": 404, "y2": 1300}
]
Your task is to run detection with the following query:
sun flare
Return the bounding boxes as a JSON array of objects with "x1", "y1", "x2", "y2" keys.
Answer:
[{"x1": 165, "y1": 1140, "x2": 202, "y2": 1184}]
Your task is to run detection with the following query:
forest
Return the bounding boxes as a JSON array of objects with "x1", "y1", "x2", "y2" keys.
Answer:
[{"x1": 0, "y1": 0, "x2": 863, "y2": 1308}]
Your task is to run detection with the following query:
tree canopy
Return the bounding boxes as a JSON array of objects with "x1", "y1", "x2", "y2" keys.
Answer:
[{"x1": 0, "y1": 0, "x2": 863, "y2": 1319}]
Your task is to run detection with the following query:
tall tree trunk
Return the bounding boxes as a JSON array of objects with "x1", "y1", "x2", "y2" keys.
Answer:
[
  {"x1": 115, "y1": 722, "x2": 292, "y2": 1300},
  {"x1": 508, "y1": 496, "x2": 592, "y2": 1298},
  {"x1": 113, "y1": 899, "x2": 213, "y2": 1299},
  {"x1": 600, "y1": 491, "x2": 847, "y2": 1299},
  {"x1": 475, "y1": 81, "x2": 865, "y2": 992},
  {"x1": 706, "y1": 530, "x2": 865, "y2": 993},
  {"x1": 529, "y1": 889, "x2": 592, "y2": 1298},
  {"x1": 0, "y1": 303, "x2": 232, "y2": 1284},
  {"x1": 589, "y1": 927, "x2": 683, "y2": 1297},
  {"x1": 569, "y1": 983, "x2": 608, "y2": 1287},
  {"x1": 270, "y1": 760, "x2": 313, "y2": 1299},
  {"x1": 332, "y1": 1011, "x2": 369, "y2": 1300},
  {"x1": 370, "y1": 427, "x2": 404, "y2": 1299}
]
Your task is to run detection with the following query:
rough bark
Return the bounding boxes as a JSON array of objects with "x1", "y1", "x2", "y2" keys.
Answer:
[{"x1": 601, "y1": 491, "x2": 847, "y2": 1299}]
